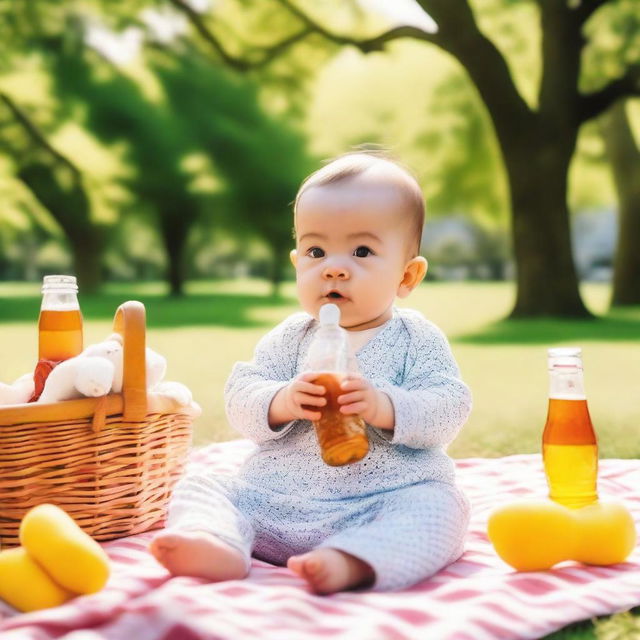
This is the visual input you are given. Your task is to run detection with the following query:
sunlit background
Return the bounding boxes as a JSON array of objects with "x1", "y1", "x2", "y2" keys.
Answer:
[{"x1": 1, "y1": 0, "x2": 638, "y2": 455}]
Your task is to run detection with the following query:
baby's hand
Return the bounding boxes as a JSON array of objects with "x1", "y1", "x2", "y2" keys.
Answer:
[
  {"x1": 338, "y1": 374, "x2": 394, "y2": 430},
  {"x1": 273, "y1": 372, "x2": 327, "y2": 423}
]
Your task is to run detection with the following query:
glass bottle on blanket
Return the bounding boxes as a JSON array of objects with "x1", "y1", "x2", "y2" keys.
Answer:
[
  {"x1": 303, "y1": 303, "x2": 369, "y2": 467},
  {"x1": 542, "y1": 347, "x2": 598, "y2": 509},
  {"x1": 31, "y1": 275, "x2": 84, "y2": 401}
]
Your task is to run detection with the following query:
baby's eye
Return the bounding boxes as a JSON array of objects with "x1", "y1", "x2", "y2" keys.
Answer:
[
  {"x1": 307, "y1": 247, "x2": 325, "y2": 258},
  {"x1": 353, "y1": 246, "x2": 373, "y2": 258}
]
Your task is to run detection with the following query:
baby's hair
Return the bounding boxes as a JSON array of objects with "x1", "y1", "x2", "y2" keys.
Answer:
[{"x1": 294, "y1": 150, "x2": 425, "y2": 256}]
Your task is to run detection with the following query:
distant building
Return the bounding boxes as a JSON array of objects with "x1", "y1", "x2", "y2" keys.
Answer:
[
  {"x1": 420, "y1": 210, "x2": 617, "y2": 282},
  {"x1": 421, "y1": 216, "x2": 509, "y2": 281},
  {"x1": 571, "y1": 209, "x2": 617, "y2": 282}
]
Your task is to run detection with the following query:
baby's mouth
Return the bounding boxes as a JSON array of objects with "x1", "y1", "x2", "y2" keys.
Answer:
[{"x1": 326, "y1": 291, "x2": 344, "y2": 300}]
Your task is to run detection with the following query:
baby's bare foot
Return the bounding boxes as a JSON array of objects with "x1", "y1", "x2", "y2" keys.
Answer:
[
  {"x1": 287, "y1": 548, "x2": 375, "y2": 594},
  {"x1": 150, "y1": 530, "x2": 248, "y2": 581}
]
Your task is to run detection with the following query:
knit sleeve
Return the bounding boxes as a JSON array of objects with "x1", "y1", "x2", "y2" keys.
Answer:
[
  {"x1": 224, "y1": 313, "x2": 310, "y2": 444},
  {"x1": 375, "y1": 316, "x2": 471, "y2": 449}
]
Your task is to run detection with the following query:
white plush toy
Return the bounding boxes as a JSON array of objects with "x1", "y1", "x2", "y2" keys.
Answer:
[
  {"x1": 36, "y1": 333, "x2": 192, "y2": 405},
  {"x1": 0, "y1": 373, "x2": 36, "y2": 405},
  {"x1": 80, "y1": 334, "x2": 167, "y2": 393},
  {"x1": 0, "y1": 335, "x2": 192, "y2": 407},
  {"x1": 38, "y1": 357, "x2": 116, "y2": 403},
  {"x1": 153, "y1": 380, "x2": 193, "y2": 406}
]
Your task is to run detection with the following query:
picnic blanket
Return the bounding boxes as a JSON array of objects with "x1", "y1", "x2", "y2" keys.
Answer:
[{"x1": 0, "y1": 439, "x2": 638, "y2": 640}]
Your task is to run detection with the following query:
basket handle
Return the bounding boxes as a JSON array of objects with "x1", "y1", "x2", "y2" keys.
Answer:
[{"x1": 112, "y1": 301, "x2": 147, "y2": 421}]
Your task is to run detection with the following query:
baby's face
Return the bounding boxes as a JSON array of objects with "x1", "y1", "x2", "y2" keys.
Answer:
[{"x1": 293, "y1": 177, "x2": 416, "y2": 331}]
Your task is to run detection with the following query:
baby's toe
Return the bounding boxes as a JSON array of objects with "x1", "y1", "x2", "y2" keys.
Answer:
[
  {"x1": 149, "y1": 533, "x2": 180, "y2": 564},
  {"x1": 288, "y1": 554, "x2": 327, "y2": 588},
  {"x1": 286, "y1": 554, "x2": 306, "y2": 576}
]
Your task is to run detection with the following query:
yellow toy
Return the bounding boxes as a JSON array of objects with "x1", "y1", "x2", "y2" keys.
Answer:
[
  {"x1": 0, "y1": 548, "x2": 73, "y2": 612},
  {"x1": 0, "y1": 504, "x2": 110, "y2": 612},
  {"x1": 20, "y1": 503, "x2": 110, "y2": 594},
  {"x1": 488, "y1": 348, "x2": 637, "y2": 572},
  {"x1": 488, "y1": 499, "x2": 636, "y2": 571}
]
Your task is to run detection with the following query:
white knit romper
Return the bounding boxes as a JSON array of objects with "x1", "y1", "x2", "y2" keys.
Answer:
[{"x1": 167, "y1": 308, "x2": 472, "y2": 591}]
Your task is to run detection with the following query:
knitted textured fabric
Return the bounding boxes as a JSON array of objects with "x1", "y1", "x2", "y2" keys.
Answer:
[{"x1": 167, "y1": 307, "x2": 472, "y2": 589}]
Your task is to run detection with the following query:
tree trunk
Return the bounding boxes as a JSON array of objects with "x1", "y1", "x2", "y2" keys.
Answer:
[
  {"x1": 18, "y1": 162, "x2": 105, "y2": 294},
  {"x1": 505, "y1": 130, "x2": 591, "y2": 317},
  {"x1": 69, "y1": 226, "x2": 107, "y2": 294},
  {"x1": 160, "y1": 217, "x2": 187, "y2": 297},
  {"x1": 421, "y1": 2, "x2": 590, "y2": 318},
  {"x1": 166, "y1": 246, "x2": 185, "y2": 297},
  {"x1": 269, "y1": 242, "x2": 290, "y2": 299},
  {"x1": 600, "y1": 100, "x2": 640, "y2": 307}
]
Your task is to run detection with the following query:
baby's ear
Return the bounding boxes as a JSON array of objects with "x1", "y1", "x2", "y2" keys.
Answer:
[
  {"x1": 289, "y1": 249, "x2": 298, "y2": 267},
  {"x1": 397, "y1": 256, "x2": 428, "y2": 298}
]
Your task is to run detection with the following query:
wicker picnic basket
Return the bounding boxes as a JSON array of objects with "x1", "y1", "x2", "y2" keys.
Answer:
[{"x1": 0, "y1": 300, "x2": 199, "y2": 547}]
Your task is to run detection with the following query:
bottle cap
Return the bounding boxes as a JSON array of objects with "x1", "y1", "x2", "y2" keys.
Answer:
[
  {"x1": 548, "y1": 347, "x2": 582, "y2": 369},
  {"x1": 319, "y1": 303, "x2": 340, "y2": 326},
  {"x1": 42, "y1": 275, "x2": 78, "y2": 293}
]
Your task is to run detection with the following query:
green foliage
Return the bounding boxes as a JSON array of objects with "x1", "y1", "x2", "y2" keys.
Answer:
[
  {"x1": 418, "y1": 73, "x2": 508, "y2": 224},
  {"x1": 22, "y1": 28, "x2": 311, "y2": 292},
  {"x1": 582, "y1": 0, "x2": 640, "y2": 92},
  {"x1": 156, "y1": 53, "x2": 313, "y2": 285}
]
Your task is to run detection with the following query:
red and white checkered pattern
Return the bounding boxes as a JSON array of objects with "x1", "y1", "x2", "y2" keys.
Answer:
[{"x1": 0, "y1": 440, "x2": 638, "y2": 640}]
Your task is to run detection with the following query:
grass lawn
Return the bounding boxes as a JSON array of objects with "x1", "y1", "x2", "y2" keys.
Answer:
[
  {"x1": 1, "y1": 279, "x2": 638, "y2": 457},
  {"x1": 0, "y1": 279, "x2": 638, "y2": 639}
]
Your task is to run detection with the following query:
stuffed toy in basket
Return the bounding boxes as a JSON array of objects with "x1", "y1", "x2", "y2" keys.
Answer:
[{"x1": 0, "y1": 301, "x2": 199, "y2": 547}]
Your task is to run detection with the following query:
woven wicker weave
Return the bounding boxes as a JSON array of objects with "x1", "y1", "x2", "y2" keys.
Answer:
[{"x1": 0, "y1": 301, "x2": 199, "y2": 547}]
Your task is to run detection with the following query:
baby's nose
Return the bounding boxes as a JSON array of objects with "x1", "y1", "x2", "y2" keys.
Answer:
[{"x1": 322, "y1": 264, "x2": 349, "y2": 280}]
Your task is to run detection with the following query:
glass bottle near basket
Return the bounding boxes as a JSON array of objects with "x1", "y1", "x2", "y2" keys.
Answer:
[{"x1": 31, "y1": 275, "x2": 83, "y2": 401}]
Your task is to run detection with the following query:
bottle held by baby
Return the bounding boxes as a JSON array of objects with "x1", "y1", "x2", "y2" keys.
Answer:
[
  {"x1": 542, "y1": 347, "x2": 598, "y2": 509},
  {"x1": 32, "y1": 275, "x2": 84, "y2": 401},
  {"x1": 303, "y1": 304, "x2": 369, "y2": 467}
]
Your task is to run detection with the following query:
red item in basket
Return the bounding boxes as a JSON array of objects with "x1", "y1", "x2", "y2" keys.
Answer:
[{"x1": 29, "y1": 359, "x2": 59, "y2": 402}]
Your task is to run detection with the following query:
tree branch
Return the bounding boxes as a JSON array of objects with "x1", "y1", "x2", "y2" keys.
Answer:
[
  {"x1": 168, "y1": 0, "x2": 314, "y2": 70},
  {"x1": 537, "y1": 0, "x2": 584, "y2": 122},
  {"x1": 273, "y1": 0, "x2": 441, "y2": 50},
  {"x1": 419, "y1": 0, "x2": 534, "y2": 134},
  {"x1": 575, "y1": 0, "x2": 610, "y2": 25},
  {"x1": 273, "y1": 0, "x2": 532, "y2": 129},
  {"x1": 247, "y1": 27, "x2": 315, "y2": 66},
  {"x1": 0, "y1": 92, "x2": 81, "y2": 177},
  {"x1": 579, "y1": 64, "x2": 640, "y2": 123}
]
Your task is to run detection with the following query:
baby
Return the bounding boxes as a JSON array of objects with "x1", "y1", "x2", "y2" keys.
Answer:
[{"x1": 150, "y1": 152, "x2": 472, "y2": 593}]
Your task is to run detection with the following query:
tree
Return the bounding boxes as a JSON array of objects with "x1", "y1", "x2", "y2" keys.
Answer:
[
  {"x1": 418, "y1": 73, "x2": 508, "y2": 224},
  {"x1": 156, "y1": 53, "x2": 312, "y2": 295},
  {"x1": 42, "y1": 35, "x2": 310, "y2": 295},
  {"x1": 38, "y1": 40, "x2": 203, "y2": 296},
  {"x1": 0, "y1": 1, "x2": 153, "y2": 292},
  {"x1": 0, "y1": 1, "x2": 333, "y2": 294},
  {"x1": 0, "y1": 92, "x2": 107, "y2": 292},
  {"x1": 600, "y1": 99, "x2": 640, "y2": 306},
  {"x1": 172, "y1": 0, "x2": 640, "y2": 317}
]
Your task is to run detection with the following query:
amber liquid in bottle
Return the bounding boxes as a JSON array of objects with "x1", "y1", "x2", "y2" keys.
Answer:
[
  {"x1": 542, "y1": 349, "x2": 598, "y2": 509},
  {"x1": 309, "y1": 372, "x2": 369, "y2": 467},
  {"x1": 38, "y1": 309, "x2": 83, "y2": 361}
]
